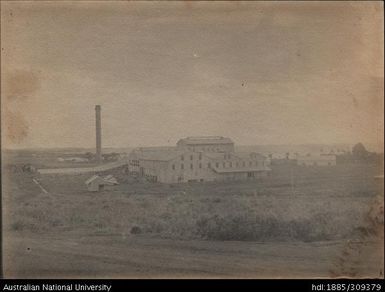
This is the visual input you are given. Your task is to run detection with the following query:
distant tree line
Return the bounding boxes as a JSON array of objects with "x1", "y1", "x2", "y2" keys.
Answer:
[{"x1": 336, "y1": 143, "x2": 383, "y2": 165}]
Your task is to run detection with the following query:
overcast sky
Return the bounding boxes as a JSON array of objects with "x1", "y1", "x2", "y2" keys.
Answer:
[{"x1": 1, "y1": 1, "x2": 383, "y2": 150}]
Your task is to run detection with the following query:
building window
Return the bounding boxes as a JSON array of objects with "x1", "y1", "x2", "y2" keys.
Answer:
[
  {"x1": 190, "y1": 164, "x2": 193, "y2": 169},
  {"x1": 181, "y1": 164, "x2": 184, "y2": 170},
  {"x1": 199, "y1": 163, "x2": 202, "y2": 168},
  {"x1": 224, "y1": 154, "x2": 226, "y2": 159},
  {"x1": 172, "y1": 164, "x2": 175, "y2": 170},
  {"x1": 255, "y1": 161, "x2": 258, "y2": 166},
  {"x1": 236, "y1": 162, "x2": 239, "y2": 167},
  {"x1": 229, "y1": 162, "x2": 232, "y2": 167},
  {"x1": 223, "y1": 162, "x2": 226, "y2": 168},
  {"x1": 190, "y1": 155, "x2": 193, "y2": 160},
  {"x1": 208, "y1": 162, "x2": 211, "y2": 168},
  {"x1": 243, "y1": 161, "x2": 246, "y2": 167},
  {"x1": 216, "y1": 162, "x2": 219, "y2": 168},
  {"x1": 199, "y1": 153, "x2": 202, "y2": 160},
  {"x1": 181, "y1": 155, "x2": 184, "y2": 161},
  {"x1": 249, "y1": 161, "x2": 252, "y2": 166}
]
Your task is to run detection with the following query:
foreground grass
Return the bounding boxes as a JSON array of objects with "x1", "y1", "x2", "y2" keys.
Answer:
[{"x1": 3, "y1": 164, "x2": 384, "y2": 242}]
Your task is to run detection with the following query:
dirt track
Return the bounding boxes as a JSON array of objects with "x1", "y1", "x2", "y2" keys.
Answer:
[{"x1": 4, "y1": 232, "x2": 383, "y2": 278}]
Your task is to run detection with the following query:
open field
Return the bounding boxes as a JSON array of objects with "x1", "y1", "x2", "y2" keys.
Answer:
[{"x1": 2, "y1": 159, "x2": 384, "y2": 278}]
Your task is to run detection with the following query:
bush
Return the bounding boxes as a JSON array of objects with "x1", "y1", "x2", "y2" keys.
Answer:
[
  {"x1": 195, "y1": 212, "x2": 342, "y2": 242},
  {"x1": 11, "y1": 220, "x2": 26, "y2": 231},
  {"x1": 196, "y1": 215, "x2": 257, "y2": 241},
  {"x1": 130, "y1": 226, "x2": 142, "y2": 234}
]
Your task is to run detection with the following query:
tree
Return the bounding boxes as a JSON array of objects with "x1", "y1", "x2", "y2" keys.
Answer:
[
  {"x1": 352, "y1": 143, "x2": 368, "y2": 158},
  {"x1": 84, "y1": 152, "x2": 95, "y2": 160}
]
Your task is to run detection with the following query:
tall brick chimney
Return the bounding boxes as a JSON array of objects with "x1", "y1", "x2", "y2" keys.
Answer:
[{"x1": 95, "y1": 105, "x2": 102, "y2": 163}]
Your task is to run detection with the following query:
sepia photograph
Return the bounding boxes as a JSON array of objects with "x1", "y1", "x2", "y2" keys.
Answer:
[{"x1": 1, "y1": 1, "x2": 384, "y2": 279}]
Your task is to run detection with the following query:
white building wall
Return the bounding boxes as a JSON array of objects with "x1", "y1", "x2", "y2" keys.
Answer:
[
  {"x1": 138, "y1": 151, "x2": 269, "y2": 183},
  {"x1": 164, "y1": 152, "x2": 218, "y2": 183}
]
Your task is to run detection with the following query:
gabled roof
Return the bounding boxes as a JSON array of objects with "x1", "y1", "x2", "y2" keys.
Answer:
[
  {"x1": 177, "y1": 136, "x2": 234, "y2": 145},
  {"x1": 104, "y1": 175, "x2": 119, "y2": 185},
  {"x1": 85, "y1": 175, "x2": 102, "y2": 185},
  {"x1": 85, "y1": 175, "x2": 117, "y2": 185}
]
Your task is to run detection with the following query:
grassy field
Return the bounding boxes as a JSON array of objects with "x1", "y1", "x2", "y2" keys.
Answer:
[
  {"x1": 2, "y1": 159, "x2": 384, "y2": 278},
  {"x1": 4, "y1": 163, "x2": 383, "y2": 240}
]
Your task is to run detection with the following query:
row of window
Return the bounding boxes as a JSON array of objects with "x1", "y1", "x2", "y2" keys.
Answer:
[
  {"x1": 216, "y1": 161, "x2": 259, "y2": 168},
  {"x1": 130, "y1": 160, "x2": 140, "y2": 166},
  {"x1": 187, "y1": 146, "x2": 224, "y2": 152},
  {"x1": 171, "y1": 160, "x2": 260, "y2": 170},
  {"x1": 181, "y1": 153, "x2": 203, "y2": 161},
  {"x1": 180, "y1": 153, "x2": 255, "y2": 162},
  {"x1": 172, "y1": 162, "x2": 211, "y2": 170}
]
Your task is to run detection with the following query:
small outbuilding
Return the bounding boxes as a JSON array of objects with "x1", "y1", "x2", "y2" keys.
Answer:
[
  {"x1": 85, "y1": 175, "x2": 116, "y2": 192},
  {"x1": 103, "y1": 175, "x2": 119, "y2": 185}
]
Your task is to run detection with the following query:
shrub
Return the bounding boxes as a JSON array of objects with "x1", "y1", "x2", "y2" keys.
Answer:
[
  {"x1": 130, "y1": 226, "x2": 142, "y2": 234},
  {"x1": 11, "y1": 220, "x2": 26, "y2": 231},
  {"x1": 196, "y1": 215, "x2": 257, "y2": 241}
]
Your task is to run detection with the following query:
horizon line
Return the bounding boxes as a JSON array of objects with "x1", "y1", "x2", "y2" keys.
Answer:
[{"x1": 2, "y1": 142, "x2": 363, "y2": 152}]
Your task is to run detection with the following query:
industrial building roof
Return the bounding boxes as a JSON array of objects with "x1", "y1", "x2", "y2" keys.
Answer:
[
  {"x1": 131, "y1": 150, "x2": 185, "y2": 161},
  {"x1": 177, "y1": 136, "x2": 234, "y2": 145}
]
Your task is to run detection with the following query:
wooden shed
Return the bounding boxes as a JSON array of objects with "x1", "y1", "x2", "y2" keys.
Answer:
[
  {"x1": 85, "y1": 175, "x2": 115, "y2": 192},
  {"x1": 103, "y1": 175, "x2": 119, "y2": 185}
]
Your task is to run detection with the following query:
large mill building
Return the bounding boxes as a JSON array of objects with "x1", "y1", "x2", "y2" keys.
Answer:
[{"x1": 128, "y1": 136, "x2": 270, "y2": 183}]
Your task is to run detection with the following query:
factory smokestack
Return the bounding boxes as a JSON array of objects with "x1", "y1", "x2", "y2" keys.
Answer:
[{"x1": 95, "y1": 105, "x2": 102, "y2": 163}]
